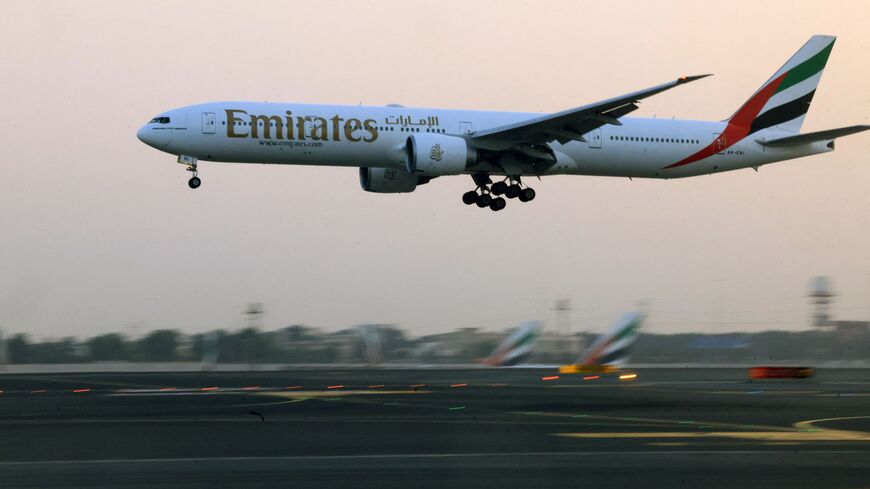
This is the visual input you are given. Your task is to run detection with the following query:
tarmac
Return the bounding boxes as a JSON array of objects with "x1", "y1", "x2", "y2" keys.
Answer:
[{"x1": 0, "y1": 367, "x2": 868, "y2": 488}]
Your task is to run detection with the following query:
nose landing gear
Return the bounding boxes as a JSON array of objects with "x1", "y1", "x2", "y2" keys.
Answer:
[{"x1": 178, "y1": 155, "x2": 201, "y2": 189}]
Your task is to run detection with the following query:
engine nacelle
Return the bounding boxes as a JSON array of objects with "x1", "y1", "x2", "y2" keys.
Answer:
[
  {"x1": 405, "y1": 133, "x2": 474, "y2": 176},
  {"x1": 359, "y1": 167, "x2": 419, "y2": 193}
]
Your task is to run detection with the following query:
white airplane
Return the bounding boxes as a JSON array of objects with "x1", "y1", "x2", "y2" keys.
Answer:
[{"x1": 138, "y1": 35, "x2": 867, "y2": 211}]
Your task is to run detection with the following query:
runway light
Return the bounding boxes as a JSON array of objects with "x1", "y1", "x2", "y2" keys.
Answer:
[
  {"x1": 30, "y1": 389, "x2": 48, "y2": 394},
  {"x1": 582, "y1": 376, "x2": 600, "y2": 381},
  {"x1": 410, "y1": 384, "x2": 426, "y2": 388},
  {"x1": 327, "y1": 385, "x2": 344, "y2": 390},
  {"x1": 286, "y1": 386, "x2": 303, "y2": 389},
  {"x1": 619, "y1": 373, "x2": 638, "y2": 381},
  {"x1": 201, "y1": 386, "x2": 219, "y2": 391},
  {"x1": 242, "y1": 386, "x2": 260, "y2": 391},
  {"x1": 368, "y1": 385, "x2": 384, "y2": 389},
  {"x1": 159, "y1": 387, "x2": 176, "y2": 392},
  {"x1": 450, "y1": 383, "x2": 467, "y2": 388},
  {"x1": 448, "y1": 406, "x2": 466, "y2": 411},
  {"x1": 72, "y1": 388, "x2": 91, "y2": 393},
  {"x1": 542, "y1": 376, "x2": 560, "y2": 381},
  {"x1": 384, "y1": 402, "x2": 400, "y2": 406}
]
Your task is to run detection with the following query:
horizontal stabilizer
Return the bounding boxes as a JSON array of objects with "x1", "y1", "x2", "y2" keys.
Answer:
[{"x1": 759, "y1": 125, "x2": 870, "y2": 147}]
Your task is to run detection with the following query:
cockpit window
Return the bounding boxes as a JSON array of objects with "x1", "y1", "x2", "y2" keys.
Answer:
[{"x1": 149, "y1": 117, "x2": 170, "y2": 124}]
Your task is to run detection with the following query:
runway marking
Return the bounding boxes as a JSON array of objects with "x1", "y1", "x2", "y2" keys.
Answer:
[
  {"x1": 551, "y1": 414, "x2": 870, "y2": 443},
  {"x1": 1, "y1": 450, "x2": 866, "y2": 466},
  {"x1": 260, "y1": 390, "x2": 430, "y2": 398},
  {"x1": 557, "y1": 431, "x2": 870, "y2": 442}
]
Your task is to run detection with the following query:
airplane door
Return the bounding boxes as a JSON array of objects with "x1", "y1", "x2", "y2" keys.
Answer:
[
  {"x1": 713, "y1": 132, "x2": 726, "y2": 154},
  {"x1": 458, "y1": 121, "x2": 474, "y2": 135},
  {"x1": 589, "y1": 128, "x2": 602, "y2": 149},
  {"x1": 202, "y1": 112, "x2": 216, "y2": 134}
]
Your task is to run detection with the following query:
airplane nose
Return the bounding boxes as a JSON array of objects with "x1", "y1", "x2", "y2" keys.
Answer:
[{"x1": 137, "y1": 125, "x2": 150, "y2": 144}]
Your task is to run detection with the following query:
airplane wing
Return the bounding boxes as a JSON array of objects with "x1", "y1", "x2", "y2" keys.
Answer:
[{"x1": 470, "y1": 75, "x2": 712, "y2": 149}]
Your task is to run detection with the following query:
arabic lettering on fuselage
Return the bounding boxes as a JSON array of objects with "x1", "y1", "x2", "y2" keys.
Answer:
[{"x1": 384, "y1": 115, "x2": 440, "y2": 127}]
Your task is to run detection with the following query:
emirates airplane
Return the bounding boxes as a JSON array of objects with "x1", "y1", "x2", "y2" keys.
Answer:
[{"x1": 138, "y1": 35, "x2": 867, "y2": 211}]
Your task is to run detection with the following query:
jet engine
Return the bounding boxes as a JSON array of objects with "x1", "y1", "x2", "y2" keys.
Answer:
[
  {"x1": 359, "y1": 167, "x2": 421, "y2": 193},
  {"x1": 405, "y1": 133, "x2": 476, "y2": 176}
]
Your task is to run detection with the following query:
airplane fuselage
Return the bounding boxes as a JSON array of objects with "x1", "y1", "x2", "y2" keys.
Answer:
[{"x1": 138, "y1": 101, "x2": 832, "y2": 180}]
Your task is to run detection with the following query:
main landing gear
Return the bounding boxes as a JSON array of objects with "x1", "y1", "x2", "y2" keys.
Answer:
[{"x1": 462, "y1": 175, "x2": 535, "y2": 211}]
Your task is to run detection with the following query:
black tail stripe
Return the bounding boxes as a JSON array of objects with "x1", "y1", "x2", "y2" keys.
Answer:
[
  {"x1": 597, "y1": 347, "x2": 631, "y2": 366},
  {"x1": 749, "y1": 90, "x2": 816, "y2": 134}
]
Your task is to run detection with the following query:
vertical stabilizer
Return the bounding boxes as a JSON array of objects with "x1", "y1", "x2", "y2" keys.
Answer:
[
  {"x1": 729, "y1": 35, "x2": 835, "y2": 135},
  {"x1": 483, "y1": 321, "x2": 542, "y2": 367},
  {"x1": 578, "y1": 312, "x2": 643, "y2": 367}
]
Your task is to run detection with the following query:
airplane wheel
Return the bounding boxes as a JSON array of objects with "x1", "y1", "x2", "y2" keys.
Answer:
[
  {"x1": 491, "y1": 181, "x2": 508, "y2": 195},
  {"x1": 505, "y1": 184, "x2": 521, "y2": 199},
  {"x1": 489, "y1": 197, "x2": 506, "y2": 211},
  {"x1": 188, "y1": 176, "x2": 201, "y2": 189},
  {"x1": 476, "y1": 194, "x2": 492, "y2": 208},
  {"x1": 518, "y1": 188, "x2": 536, "y2": 202},
  {"x1": 462, "y1": 191, "x2": 479, "y2": 205}
]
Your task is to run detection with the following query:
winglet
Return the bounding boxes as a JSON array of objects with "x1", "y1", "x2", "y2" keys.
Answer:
[{"x1": 678, "y1": 74, "x2": 713, "y2": 84}]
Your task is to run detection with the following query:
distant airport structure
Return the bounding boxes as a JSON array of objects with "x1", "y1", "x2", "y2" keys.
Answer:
[{"x1": 808, "y1": 276, "x2": 870, "y2": 336}]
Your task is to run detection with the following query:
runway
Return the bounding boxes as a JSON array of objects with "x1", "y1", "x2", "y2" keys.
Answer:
[{"x1": 1, "y1": 368, "x2": 868, "y2": 488}]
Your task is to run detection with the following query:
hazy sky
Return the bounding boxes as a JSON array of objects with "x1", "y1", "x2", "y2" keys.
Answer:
[{"x1": 1, "y1": 1, "x2": 869, "y2": 339}]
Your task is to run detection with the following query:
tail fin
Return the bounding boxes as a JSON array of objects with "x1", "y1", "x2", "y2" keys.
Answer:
[
  {"x1": 729, "y1": 35, "x2": 835, "y2": 135},
  {"x1": 578, "y1": 312, "x2": 642, "y2": 367},
  {"x1": 483, "y1": 321, "x2": 541, "y2": 367}
]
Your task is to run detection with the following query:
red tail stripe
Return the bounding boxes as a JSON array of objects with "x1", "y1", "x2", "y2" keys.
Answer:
[{"x1": 664, "y1": 72, "x2": 787, "y2": 169}]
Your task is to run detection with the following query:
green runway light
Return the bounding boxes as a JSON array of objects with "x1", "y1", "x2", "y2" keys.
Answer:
[
  {"x1": 384, "y1": 402, "x2": 400, "y2": 406},
  {"x1": 449, "y1": 406, "x2": 466, "y2": 411}
]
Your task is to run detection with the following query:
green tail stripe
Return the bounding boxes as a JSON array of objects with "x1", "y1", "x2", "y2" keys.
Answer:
[
  {"x1": 512, "y1": 330, "x2": 537, "y2": 349},
  {"x1": 776, "y1": 40, "x2": 835, "y2": 94},
  {"x1": 612, "y1": 319, "x2": 640, "y2": 343}
]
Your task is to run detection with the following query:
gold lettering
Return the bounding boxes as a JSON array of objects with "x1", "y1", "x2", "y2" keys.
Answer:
[
  {"x1": 310, "y1": 117, "x2": 329, "y2": 141},
  {"x1": 344, "y1": 118, "x2": 362, "y2": 142},
  {"x1": 330, "y1": 115, "x2": 344, "y2": 142},
  {"x1": 225, "y1": 109, "x2": 248, "y2": 138},
  {"x1": 285, "y1": 111, "x2": 295, "y2": 140},
  {"x1": 249, "y1": 114, "x2": 284, "y2": 140},
  {"x1": 362, "y1": 119, "x2": 378, "y2": 143},
  {"x1": 296, "y1": 117, "x2": 307, "y2": 140}
]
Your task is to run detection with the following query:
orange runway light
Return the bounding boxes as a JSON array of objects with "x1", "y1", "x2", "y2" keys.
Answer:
[
  {"x1": 541, "y1": 376, "x2": 560, "y2": 381},
  {"x1": 201, "y1": 387, "x2": 219, "y2": 391},
  {"x1": 286, "y1": 386, "x2": 303, "y2": 389},
  {"x1": 368, "y1": 385, "x2": 385, "y2": 388},
  {"x1": 159, "y1": 387, "x2": 176, "y2": 392},
  {"x1": 72, "y1": 388, "x2": 91, "y2": 393},
  {"x1": 582, "y1": 376, "x2": 600, "y2": 381},
  {"x1": 619, "y1": 373, "x2": 638, "y2": 381},
  {"x1": 450, "y1": 383, "x2": 468, "y2": 388},
  {"x1": 242, "y1": 386, "x2": 261, "y2": 391},
  {"x1": 327, "y1": 385, "x2": 345, "y2": 390}
]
